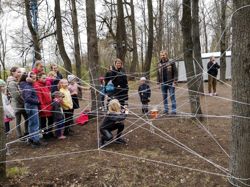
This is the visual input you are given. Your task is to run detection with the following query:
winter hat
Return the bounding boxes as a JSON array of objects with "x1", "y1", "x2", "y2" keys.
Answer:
[
  {"x1": 67, "y1": 75, "x2": 76, "y2": 82},
  {"x1": 140, "y1": 77, "x2": 146, "y2": 81}
]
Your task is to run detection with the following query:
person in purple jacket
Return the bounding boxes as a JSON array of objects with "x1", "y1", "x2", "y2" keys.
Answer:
[{"x1": 19, "y1": 72, "x2": 46, "y2": 148}]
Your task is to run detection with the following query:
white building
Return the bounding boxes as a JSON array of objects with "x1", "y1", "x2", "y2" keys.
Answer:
[{"x1": 176, "y1": 51, "x2": 231, "y2": 81}]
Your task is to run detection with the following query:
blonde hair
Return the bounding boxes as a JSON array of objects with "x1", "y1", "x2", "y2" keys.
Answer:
[
  {"x1": 58, "y1": 78, "x2": 68, "y2": 90},
  {"x1": 108, "y1": 99, "x2": 121, "y2": 113},
  {"x1": 160, "y1": 50, "x2": 168, "y2": 57},
  {"x1": 48, "y1": 71, "x2": 56, "y2": 77}
]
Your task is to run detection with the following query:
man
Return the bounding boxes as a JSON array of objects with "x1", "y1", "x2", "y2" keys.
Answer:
[
  {"x1": 157, "y1": 50, "x2": 178, "y2": 115},
  {"x1": 207, "y1": 56, "x2": 220, "y2": 96},
  {"x1": 50, "y1": 63, "x2": 63, "y2": 79}
]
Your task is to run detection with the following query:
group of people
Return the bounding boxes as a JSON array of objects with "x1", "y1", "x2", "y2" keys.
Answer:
[
  {"x1": 1, "y1": 62, "x2": 81, "y2": 148},
  {"x1": 1, "y1": 51, "x2": 220, "y2": 148}
]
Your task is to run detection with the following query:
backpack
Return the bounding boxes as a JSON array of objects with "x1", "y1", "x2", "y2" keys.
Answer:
[{"x1": 105, "y1": 80, "x2": 115, "y2": 94}]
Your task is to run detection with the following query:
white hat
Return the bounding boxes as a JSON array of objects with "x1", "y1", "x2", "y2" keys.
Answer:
[
  {"x1": 67, "y1": 75, "x2": 76, "y2": 82},
  {"x1": 140, "y1": 77, "x2": 146, "y2": 81}
]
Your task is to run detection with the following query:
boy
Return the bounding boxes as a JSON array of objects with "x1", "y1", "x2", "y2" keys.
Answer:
[{"x1": 138, "y1": 77, "x2": 151, "y2": 114}]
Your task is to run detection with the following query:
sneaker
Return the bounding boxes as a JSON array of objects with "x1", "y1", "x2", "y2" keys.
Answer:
[
  {"x1": 114, "y1": 138, "x2": 127, "y2": 144},
  {"x1": 31, "y1": 141, "x2": 48, "y2": 148},
  {"x1": 213, "y1": 93, "x2": 218, "y2": 96},
  {"x1": 171, "y1": 112, "x2": 176, "y2": 115},
  {"x1": 209, "y1": 93, "x2": 213, "y2": 96},
  {"x1": 58, "y1": 135, "x2": 66, "y2": 140}
]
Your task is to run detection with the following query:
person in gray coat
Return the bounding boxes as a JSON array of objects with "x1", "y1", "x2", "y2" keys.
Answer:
[{"x1": 7, "y1": 67, "x2": 29, "y2": 139}]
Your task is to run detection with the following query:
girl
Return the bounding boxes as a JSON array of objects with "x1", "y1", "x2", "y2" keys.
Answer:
[
  {"x1": 0, "y1": 79, "x2": 15, "y2": 135},
  {"x1": 33, "y1": 73, "x2": 54, "y2": 139},
  {"x1": 6, "y1": 67, "x2": 29, "y2": 139},
  {"x1": 19, "y1": 72, "x2": 45, "y2": 147},
  {"x1": 52, "y1": 91, "x2": 66, "y2": 139},
  {"x1": 100, "y1": 99, "x2": 128, "y2": 146},
  {"x1": 58, "y1": 79, "x2": 73, "y2": 136}
]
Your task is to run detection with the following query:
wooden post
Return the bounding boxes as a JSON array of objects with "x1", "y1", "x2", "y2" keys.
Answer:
[{"x1": 0, "y1": 91, "x2": 6, "y2": 181}]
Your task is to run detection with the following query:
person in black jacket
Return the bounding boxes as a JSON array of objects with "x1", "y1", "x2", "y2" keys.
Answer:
[
  {"x1": 157, "y1": 50, "x2": 178, "y2": 114},
  {"x1": 104, "y1": 58, "x2": 129, "y2": 107},
  {"x1": 207, "y1": 56, "x2": 220, "y2": 96},
  {"x1": 100, "y1": 99, "x2": 128, "y2": 146},
  {"x1": 138, "y1": 77, "x2": 151, "y2": 114}
]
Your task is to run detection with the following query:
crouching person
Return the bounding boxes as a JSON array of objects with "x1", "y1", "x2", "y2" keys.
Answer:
[{"x1": 100, "y1": 99, "x2": 128, "y2": 146}]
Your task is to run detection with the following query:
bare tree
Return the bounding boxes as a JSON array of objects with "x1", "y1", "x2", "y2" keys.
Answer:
[
  {"x1": 0, "y1": 24, "x2": 7, "y2": 79},
  {"x1": 144, "y1": 0, "x2": 153, "y2": 79},
  {"x1": 181, "y1": 0, "x2": 202, "y2": 118},
  {"x1": 54, "y1": 0, "x2": 72, "y2": 74},
  {"x1": 192, "y1": 0, "x2": 204, "y2": 93},
  {"x1": 24, "y1": 0, "x2": 41, "y2": 61},
  {"x1": 116, "y1": 0, "x2": 127, "y2": 63},
  {"x1": 71, "y1": 0, "x2": 81, "y2": 79},
  {"x1": 86, "y1": 0, "x2": 100, "y2": 111},
  {"x1": 229, "y1": 1, "x2": 250, "y2": 186},
  {"x1": 220, "y1": 0, "x2": 227, "y2": 82}
]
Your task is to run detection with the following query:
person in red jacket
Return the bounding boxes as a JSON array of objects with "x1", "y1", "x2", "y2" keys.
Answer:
[
  {"x1": 32, "y1": 60, "x2": 45, "y2": 75},
  {"x1": 33, "y1": 72, "x2": 54, "y2": 139}
]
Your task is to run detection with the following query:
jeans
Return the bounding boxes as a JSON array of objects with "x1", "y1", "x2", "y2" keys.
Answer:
[
  {"x1": 24, "y1": 103, "x2": 40, "y2": 143},
  {"x1": 15, "y1": 109, "x2": 29, "y2": 137},
  {"x1": 161, "y1": 82, "x2": 176, "y2": 113}
]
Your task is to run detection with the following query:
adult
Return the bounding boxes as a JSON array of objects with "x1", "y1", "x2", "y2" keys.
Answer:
[
  {"x1": 207, "y1": 56, "x2": 220, "y2": 96},
  {"x1": 33, "y1": 73, "x2": 54, "y2": 139},
  {"x1": 50, "y1": 63, "x2": 63, "y2": 79},
  {"x1": 7, "y1": 67, "x2": 29, "y2": 139},
  {"x1": 157, "y1": 50, "x2": 178, "y2": 114},
  {"x1": 32, "y1": 60, "x2": 44, "y2": 75},
  {"x1": 50, "y1": 63, "x2": 63, "y2": 93},
  {"x1": 104, "y1": 58, "x2": 129, "y2": 106}
]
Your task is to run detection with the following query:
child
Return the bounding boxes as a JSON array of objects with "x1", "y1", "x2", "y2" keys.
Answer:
[
  {"x1": 52, "y1": 91, "x2": 66, "y2": 139},
  {"x1": 46, "y1": 71, "x2": 57, "y2": 91},
  {"x1": 100, "y1": 99, "x2": 128, "y2": 146},
  {"x1": 99, "y1": 76, "x2": 106, "y2": 111},
  {"x1": 138, "y1": 77, "x2": 151, "y2": 114},
  {"x1": 0, "y1": 79, "x2": 15, "y2": 135},
  {"x1": 58, "y1": 79, "x2": 73, "y2": 136}
]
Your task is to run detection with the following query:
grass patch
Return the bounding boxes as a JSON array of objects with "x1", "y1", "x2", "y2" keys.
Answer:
[{"x1": 7, "y1": 167, "x2": 29, "y2": 178}]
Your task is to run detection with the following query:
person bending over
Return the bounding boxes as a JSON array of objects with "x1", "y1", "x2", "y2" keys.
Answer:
[{"x1": 100, "y1": 99, "x2": 128, "y2": 146}]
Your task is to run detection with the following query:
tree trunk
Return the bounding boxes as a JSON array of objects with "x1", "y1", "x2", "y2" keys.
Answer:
[
  {"x1": 24, "y1": 0, "x2": 41, "y2": 62},
  {"x1": 220, "y1": 0, "x2": 227, "y2": 82},
  {"x1": 71, "y1": 0, "x2": 82, "y2": 79},
  {"x1": 201, "y1": 1, "x2": 208, "y2": 53},
  {"x1": 156, "y1": 0, "x2": 164, "y2": 54},
  {"x1": 116, "y1": 0, "x2": 127, "y2": 63},
  {"x1": 129, "y1": 0, "x2": 139, "y2": 79},
  {"x1": 54, "y1": 0, "x2": 72, "y2": 74},
  {"x1": 86, "y1": 0, "x2": 100, "y2": 111},
  {"x1": 181, "y1": 0, "x2": 202, "y2": 118},
  {"x1": 144, "y1": 0, "x2": 153, "y2": 79},
  {"x1": 229, "y1": 1, "x2": 250, "y2": 186},
  {"x1": 192, "y1": 0, "x2": 204, "y2": 94},
  {"x1": 0, "y1": 91, "x2": 6, "y2": 182}
]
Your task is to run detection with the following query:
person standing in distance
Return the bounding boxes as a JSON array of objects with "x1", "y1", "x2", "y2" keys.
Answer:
[
  {"x1": 157, "y1": 50, "x2": 178, "y2": 115},
  {"x1": 207, "y1": 56, "x2": 220, "y2": 96}
]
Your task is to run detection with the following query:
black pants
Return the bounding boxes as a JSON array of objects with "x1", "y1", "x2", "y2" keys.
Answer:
[
  {"x1": 141, "y1": 101, "x2": 149, "y2": 114},
  {"x1": 100, "y1": 122, "x2": 124, "y2": 142},
  {"x1": 40, "y1": 116, "x2": 54, "y2": 138},
  {"x1": 63, "y1": 109, "x2": 74, "y2": 135}
]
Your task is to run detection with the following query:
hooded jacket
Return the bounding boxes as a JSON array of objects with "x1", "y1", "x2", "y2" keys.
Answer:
[
  {"x1": 33, "y1": 80, "x2": 52, "y2": 117},
  {"x1": 6, "y1": 76, "x2": 24, "y2": 112},
  {"x1": 19, "y1": 80, "x2": 40, "y2": 106}
]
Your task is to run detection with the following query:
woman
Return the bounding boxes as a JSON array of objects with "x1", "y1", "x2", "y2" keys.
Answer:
[
  {"x1": 105, "y1": 58, "x2": 129, "y2": 106},
  {"x1": 6, "y1": 67, "x2": 29, "y2": 139}
]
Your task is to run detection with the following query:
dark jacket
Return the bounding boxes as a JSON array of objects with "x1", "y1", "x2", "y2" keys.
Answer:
[
  {"x1": 138, "y1": 83, "x2": 151, "y2": 102},
  {"x1": 207, "y1": 61, "x2": 220, "y2": 77},
  {"x1": 19, "y1": 81, "x2": 40, "y2": 105},
  {"x1": 105, "y1": 66, "x2": 129, "y2": 101},
  {"x1": 100, "y1": 112, "x2": 127, "y2": 129},
  {"x1": 157, "y1": 60, "x2": 178, "y2": 84},
  {"x1": 52, "y1": 99, "x2": 64, "y2": 123}
]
